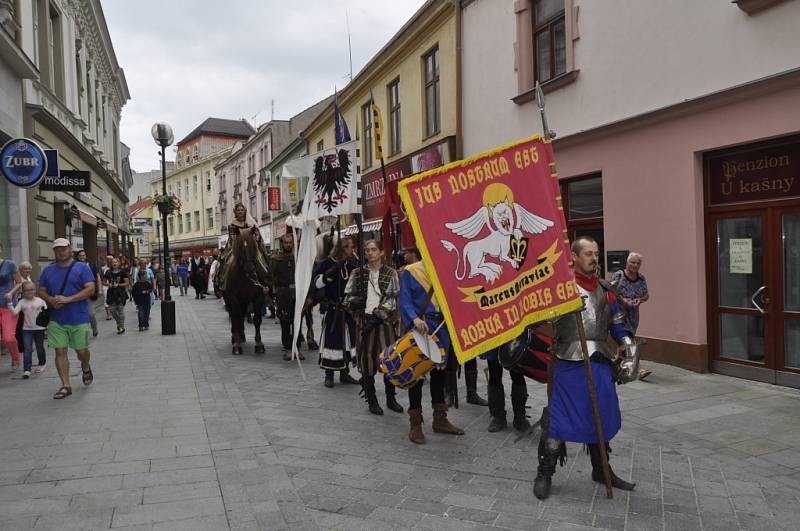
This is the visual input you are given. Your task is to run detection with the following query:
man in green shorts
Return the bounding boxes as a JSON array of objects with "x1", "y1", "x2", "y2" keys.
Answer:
[{"x1": 38, "y1": 239, "x2": 96, "y2": 399}]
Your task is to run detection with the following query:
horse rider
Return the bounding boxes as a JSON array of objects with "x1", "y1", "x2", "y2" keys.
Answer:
[{"x1": 214, "y1": 203, "x2": 271, "y2": 298}]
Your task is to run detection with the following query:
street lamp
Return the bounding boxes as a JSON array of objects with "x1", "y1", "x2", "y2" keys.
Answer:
[{"x1": 151, "y1": 122, "x2": 175, "y2": 335}]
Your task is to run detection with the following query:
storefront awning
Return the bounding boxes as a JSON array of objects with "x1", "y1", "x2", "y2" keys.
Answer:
[
  {"x1": 79, "y1": 211, "x2": 97, "y2": 226},
  {"x1": 342, "y1": 219, "x2": 383, "y2": 235}
]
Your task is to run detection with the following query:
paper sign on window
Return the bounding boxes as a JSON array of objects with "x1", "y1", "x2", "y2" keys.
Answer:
[{"x1": 729, "y1": 238, "x2": 753, "y2": 274}]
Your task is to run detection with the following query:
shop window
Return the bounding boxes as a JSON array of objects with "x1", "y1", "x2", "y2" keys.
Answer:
[
  {"x1": 423, "y1": 47, "x2": 440, "y2": 137},
  {"x1": 388, "y1": 78, "x2": 401, "y2": 155},
  {"x1": 560, "y1": 174, "x2": 605, "y2": 273}
]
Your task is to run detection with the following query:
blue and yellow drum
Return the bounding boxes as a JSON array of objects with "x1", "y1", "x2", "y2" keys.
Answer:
[{"x1": 379, "y1": 329, "x2": 447, "y2": 389}]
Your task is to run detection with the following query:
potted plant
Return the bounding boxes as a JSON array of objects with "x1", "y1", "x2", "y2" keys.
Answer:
[{"x1": 153, "y1": 194, "x2": 181, "y2": 216}]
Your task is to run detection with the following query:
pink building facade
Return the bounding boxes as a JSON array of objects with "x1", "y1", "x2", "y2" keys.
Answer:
[{"x1": 461, "y1": 0, "x2": 800, "y2": 386}]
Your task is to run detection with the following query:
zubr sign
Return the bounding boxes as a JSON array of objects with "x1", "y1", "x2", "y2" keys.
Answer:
[{"x1": 1, "y1": 138, "x2": 47, "y2": 188}]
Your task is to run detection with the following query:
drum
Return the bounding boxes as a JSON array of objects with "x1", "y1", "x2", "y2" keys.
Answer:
[
  {"x1": 498, "y1": 328, "x2": 552, "y2": 384},
  {"x1": 379, "y1": 329, "x2": 447, "y2": 389}
]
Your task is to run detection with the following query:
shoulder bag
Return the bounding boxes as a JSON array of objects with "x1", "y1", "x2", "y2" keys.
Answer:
[{"x1": 36, "y1": 261, "x2": 76, "y2": 328}]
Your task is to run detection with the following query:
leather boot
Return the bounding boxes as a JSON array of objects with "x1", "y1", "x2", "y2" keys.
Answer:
[
  {"x1": 360, "y1": 376, "x2": 384, "y2": 416},
  {"x1": 340, "y1": 368, "x2": 360, "y2": 385},
  {"x1": 431, "y1": 403, "x2": 465, "y2": 435},
  {"x1": 533, "y1": 437, "x2": 561, "y2": 500},
  {"x1": 487, "y1": 384, "x2": 507, "y2": 432},
  {"x1": 385, "y1": 382, "x2": 403, "y2": 413},
  {"x1": 465, "y1": 362, "x2": 488, "y2": 406},
  {"x1": 324, "y1": 370, "x2": 334, "y2": 388},
  {"x1": 511, "y1": 381, "x2": 531, "y2": 432},
  {"x1": 588, "y1": 443, "x2": 636, "y2": 491},
  {"x1": 408, "y1": 408, "x2": 425, "y2": 444},
  {"x1": 445, "y1": 368, "x2": 459, "y2": 408}
]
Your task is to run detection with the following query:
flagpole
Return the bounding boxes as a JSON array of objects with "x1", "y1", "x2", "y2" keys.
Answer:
[
  {"x1": 535, "y1": 81, "x2": 611, "y2": 498},
  {"x1": 369, "y1": 89, "x2": 396, "y2": 259}
]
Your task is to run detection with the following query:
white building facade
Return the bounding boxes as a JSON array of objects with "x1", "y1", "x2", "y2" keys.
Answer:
[{"x1": 14, "y1": 0, "x2": 130, "y2": 271}]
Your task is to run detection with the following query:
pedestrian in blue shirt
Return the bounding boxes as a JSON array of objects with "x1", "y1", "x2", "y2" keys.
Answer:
[{"x1": 38, "y1": 239, "x2": 96, "y2": 399}]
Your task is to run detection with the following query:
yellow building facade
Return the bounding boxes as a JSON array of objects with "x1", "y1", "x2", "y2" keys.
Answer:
[{"x1": 303, "y1": 0, "x2": 458, "y2": 245}]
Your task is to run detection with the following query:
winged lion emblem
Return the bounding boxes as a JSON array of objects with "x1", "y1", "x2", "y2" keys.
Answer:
[{"x1": 440, "y1": 183, "x2": 553, "y2": 283}]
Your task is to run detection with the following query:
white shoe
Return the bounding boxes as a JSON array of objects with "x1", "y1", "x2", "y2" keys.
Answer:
[
  {"x1": 34, "y1": 364, "x2": 46, "y2": 373},
  {"x1": 22, "y1": 371, "x2": 31, "y2": 379}
]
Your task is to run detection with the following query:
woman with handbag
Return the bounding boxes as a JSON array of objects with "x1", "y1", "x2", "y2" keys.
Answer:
[{"x1": 344, "y1": 239, "x2": 403, "y2": 416}]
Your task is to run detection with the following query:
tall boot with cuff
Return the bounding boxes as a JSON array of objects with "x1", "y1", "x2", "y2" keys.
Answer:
[
  {"x1": 487, "y1": 384, "x2": 507, "y2": 432},
  {"x1": 510, "y1": 380, "x2": 531, "y2": 432},
  {"x1": 587, "y1": 443, "x2": 636, "y2": 491},
  {"x1": 431, "y1": 403, "x2": 465, "y2": 435},
  {"x1": 385, "y1": 380, "x2": 403, "y2": 413},
  {"x1": 408, "y1": 408, "x2": 425, "y2": 444},
  {"x1": 465, "y1": 361, "x2": 488, "y2": 406},
  {"x1": 360, "y1": 375, "x2": 384, "y2": 416}
]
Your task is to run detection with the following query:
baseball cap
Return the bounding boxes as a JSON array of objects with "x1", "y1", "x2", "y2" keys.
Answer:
[{"x1": 52, "y1": 238, "x2": 71, "y2": 249}]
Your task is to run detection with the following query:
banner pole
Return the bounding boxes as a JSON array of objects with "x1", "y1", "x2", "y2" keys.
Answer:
[
  {"x1": 576, "y1": 314, "x2": 613, "y2": 498},
  {"x1": 537, "y1": 81, "x2": 610, "y2": 496}
]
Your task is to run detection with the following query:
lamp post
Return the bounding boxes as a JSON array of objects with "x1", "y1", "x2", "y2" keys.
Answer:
[{"x1": 151, "y1": 122, "x2": 175, "y2": 335}]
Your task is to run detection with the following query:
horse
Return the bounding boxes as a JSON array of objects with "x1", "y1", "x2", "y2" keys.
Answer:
[{"x1": 222, "y1": 226, "x2": 268, "y2": 355}]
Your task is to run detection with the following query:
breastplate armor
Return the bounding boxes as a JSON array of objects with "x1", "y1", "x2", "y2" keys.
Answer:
[{"x1": 553, "y1": 282, "x2": 613, "y2": 361}]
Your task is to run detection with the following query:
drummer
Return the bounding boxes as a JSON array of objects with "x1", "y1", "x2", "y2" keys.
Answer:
[{"x1": 398, "y1": 260, "x2": 464, "y2": 444}]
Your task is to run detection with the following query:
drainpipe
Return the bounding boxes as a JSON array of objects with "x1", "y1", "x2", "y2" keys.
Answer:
[{"x1": 454, "y1": 0, "x2": 463, "y2": 160}]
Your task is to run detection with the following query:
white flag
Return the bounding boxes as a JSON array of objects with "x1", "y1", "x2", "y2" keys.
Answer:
[
  {"x1": 284, "y1": 140, "x2": 360, "y2": 221},
  {"x1": 288, "y1": 140, "x2": 360, "y2": 366}
]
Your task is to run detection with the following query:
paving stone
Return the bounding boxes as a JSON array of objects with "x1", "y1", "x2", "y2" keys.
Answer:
[
  {"x1": 2, "y1": 295, "x2": 799, "y2": 530},
  {"x1": 112, "y1": 496, "x2": 225, "y2": 527}
]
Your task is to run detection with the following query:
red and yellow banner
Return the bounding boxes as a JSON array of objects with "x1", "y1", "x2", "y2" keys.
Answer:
[{"x1": 398, "y1": 135, "x2": 582, "y2": 363}]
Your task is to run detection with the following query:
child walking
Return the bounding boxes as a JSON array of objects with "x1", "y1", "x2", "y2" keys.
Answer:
[
  {"x1": 8, "y1": 281, "x2": 47, "y2": 378},
  {"x1": 131, "y1": 270, "x2": 153, "y2": 331},
  {"x1": 103, "y1": 258, "x2": 129, "y2": 334}
]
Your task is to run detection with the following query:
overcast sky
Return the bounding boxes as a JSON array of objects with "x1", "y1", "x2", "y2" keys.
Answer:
[{"x1": 101, "y1": 0, "x2": 425, "y2": 172}]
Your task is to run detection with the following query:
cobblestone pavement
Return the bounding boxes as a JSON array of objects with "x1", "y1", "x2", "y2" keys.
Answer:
[{"x1": 0, "y1": 295, "x2": 799, "y2": 530}]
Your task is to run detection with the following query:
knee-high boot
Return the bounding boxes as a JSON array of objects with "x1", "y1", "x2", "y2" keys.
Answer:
[
  {"x1": 385, "y1": 379, "x2": 403, "y2": 413},
  {"x1": 587, "y1": 443, "x2": 636, "y2": 491},
  {"x1": 510, "y1": 380, "x2": 531, "y2": 431},
  {"x1": 360, "y1": 375, "x2": 383, "y2": 415},
  {"x1": 465, "y1": 361, "x2": 488, "y2": 406},
  {"x1": 487, "y1": 384, "x2": 507, "y2": 432},
  {"x1": 431, "y1": 403, "x2": 465, "y2": 435},
  {"x1": 533, "y1": 407, "x2": 567, "y2": 500}
]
